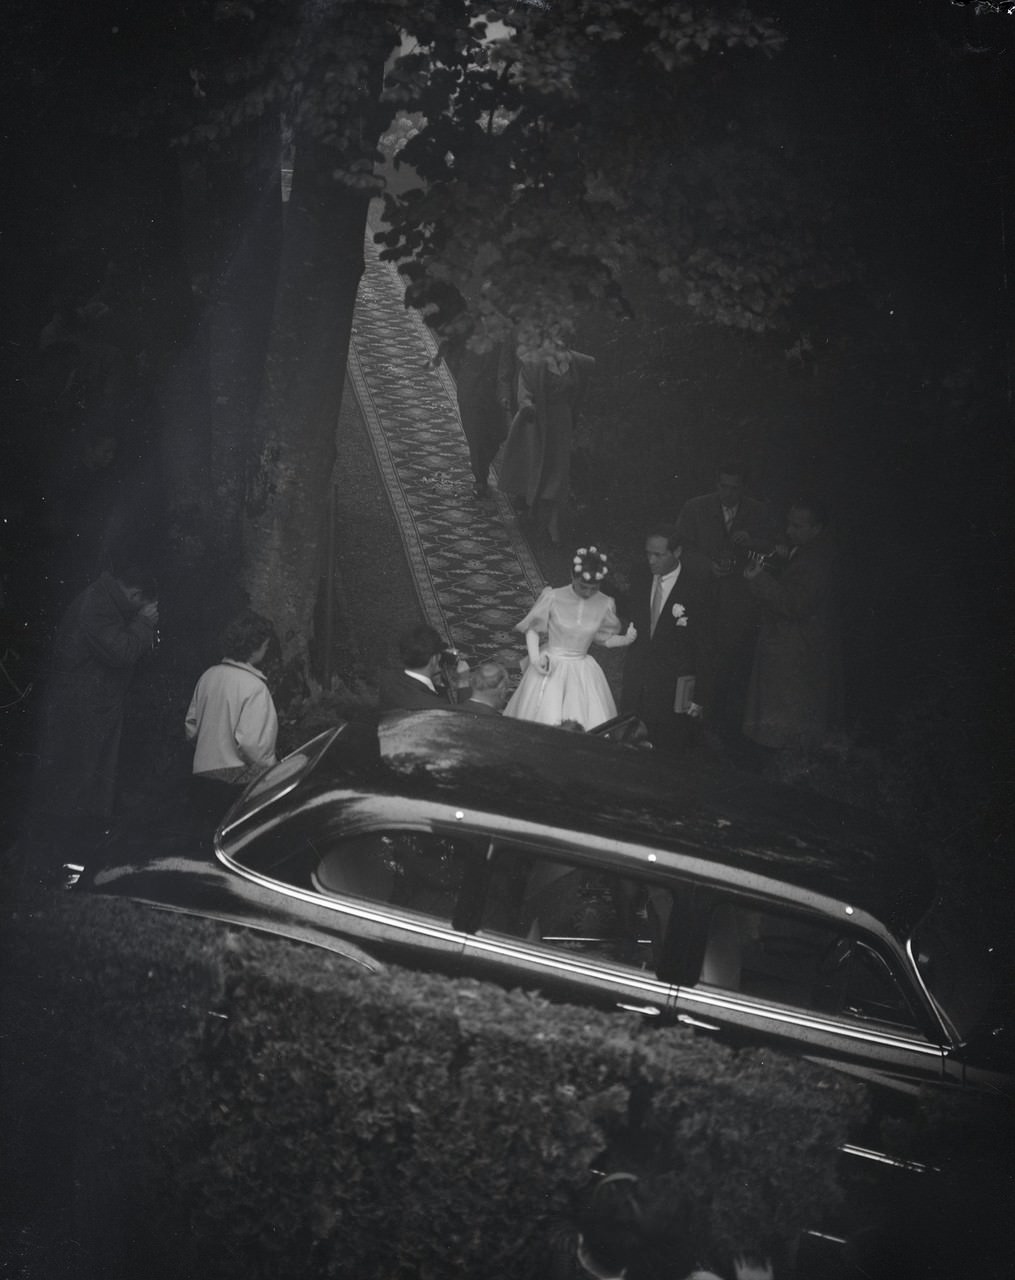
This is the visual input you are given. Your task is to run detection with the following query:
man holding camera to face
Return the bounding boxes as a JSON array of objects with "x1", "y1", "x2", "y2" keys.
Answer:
[
  {"x1": 34, "y1": 557, "x2": 159, "y2": 838},
  {"x1": 378, "y1": 624, "x2": 471, "y2": 712}
]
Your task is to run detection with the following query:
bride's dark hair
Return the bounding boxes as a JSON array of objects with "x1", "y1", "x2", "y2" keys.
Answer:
[{"x1": 572, "y1": 545, "x2": 608, "y2": 583}]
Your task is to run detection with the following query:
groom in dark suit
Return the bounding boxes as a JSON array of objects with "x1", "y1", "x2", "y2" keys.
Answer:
[{"x1": 620, "y1": 526, "x2": 706, "y2": 754}]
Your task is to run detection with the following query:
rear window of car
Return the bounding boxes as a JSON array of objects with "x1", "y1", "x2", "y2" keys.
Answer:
[{"x1": 695, "y1": 898, "x2": 920, "y2": 1031}]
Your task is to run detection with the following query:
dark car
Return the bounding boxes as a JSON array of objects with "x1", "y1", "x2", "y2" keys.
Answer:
[{"x1": 79, "y1": 710, "x2": 1013, "y2": 1246}]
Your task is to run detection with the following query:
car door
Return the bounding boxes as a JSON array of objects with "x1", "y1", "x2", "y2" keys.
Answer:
[
  {"x1": 673, "y1": 888, "x2": 950, "y2": 1099},
  {"x1": 460, "y1": 837, "x2": 688, "y2": 1025}
]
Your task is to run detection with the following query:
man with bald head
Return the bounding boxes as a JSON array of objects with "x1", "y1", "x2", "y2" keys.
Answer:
[{"x1": 461, "y1": 661, "x2": 510, "y2": 715}]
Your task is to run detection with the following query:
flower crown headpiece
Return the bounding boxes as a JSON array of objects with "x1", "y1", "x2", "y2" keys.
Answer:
[{"x1": 572, "y1": 545, "x2": 608, "y2": 583}]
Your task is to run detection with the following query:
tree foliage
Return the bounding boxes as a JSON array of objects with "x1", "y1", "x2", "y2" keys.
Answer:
[{"x1": 375, "y1": 1, "x2": 851, "y2": 359}]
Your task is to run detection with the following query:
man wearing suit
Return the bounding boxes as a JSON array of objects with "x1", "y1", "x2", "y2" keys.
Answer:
[
  {"x1": 377, "y1": 624, "x2": 469, "y2": 712},
  {"x1": 620, "y1": 526, "x2": 707, "y2": 754},
  {"x1": 675, "y1": 463, "x2": 776, "y2": 749},
  {"x1": 460, "y1": 661, "x2": 510, "y2": 715}
]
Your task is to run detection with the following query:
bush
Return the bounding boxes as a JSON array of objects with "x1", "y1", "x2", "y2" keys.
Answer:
[{"x1": 1, "y1": 894, "x2": 862, "y2": 1278}]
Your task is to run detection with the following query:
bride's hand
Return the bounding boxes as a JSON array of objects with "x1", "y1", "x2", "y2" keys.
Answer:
[
  {"x1": 603, "y1": 624, "x2": 637, "y2": 649},
  {"x1": 536, "y1": 652, "x2": 551, "y2": 675}
]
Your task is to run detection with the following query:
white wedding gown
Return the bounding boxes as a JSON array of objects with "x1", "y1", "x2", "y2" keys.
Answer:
[{"x1": 503, "y1": 584, "x2": 620, "y2": 729}]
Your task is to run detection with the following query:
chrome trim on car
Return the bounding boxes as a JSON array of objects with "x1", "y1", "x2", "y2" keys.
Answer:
[
  {"x1": 218, "y1": 728, "x2": 343, "y2": 837},
  {"x1": 465, "y1": 932, "x2": 675, "y2": 997},
  {"x1": 216, "y1": 849, "x2": 467, "y2": 947},
  {"x1": 679, "y1": 986, "x2": 944, "y2": 1056},
  {"x1": 906, "y1": 934, "x2": 963, "y2": 1047},
  {"x1": 677, "y1": 1012, "x2": 721, "y2": 1031},
  {"x1": 840, "y1": 1143, "x2": 934, "y2": 1174}
]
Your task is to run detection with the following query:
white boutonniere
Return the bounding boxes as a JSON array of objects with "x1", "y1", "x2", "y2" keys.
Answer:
[{"x1": 671, "y1": 603, "x2": 688, "y2": 627}]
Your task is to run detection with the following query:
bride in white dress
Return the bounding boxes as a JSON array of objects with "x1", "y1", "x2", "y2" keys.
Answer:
[{"x1": 503, "y1": 546, "x2": 637, "y2": 730}]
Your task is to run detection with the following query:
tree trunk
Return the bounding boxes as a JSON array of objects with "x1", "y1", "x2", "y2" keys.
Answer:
[
  {"x1": 241, "y1": 136, "x2": 372, "y2": 690},
  {"x1": 206, "y1": 120, "x2": 284, "y2": 565},
  {"x1": 161, "y1": 126, "x2": 284, "y2": 568},
  {"x1": 157, "y1": 149, "x2": 214, "y2": 538}
]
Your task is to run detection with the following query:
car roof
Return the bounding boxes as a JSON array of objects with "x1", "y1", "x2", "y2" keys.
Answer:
[{"x1": 225, "y1": 710, "x2": 935, "y2": 941}]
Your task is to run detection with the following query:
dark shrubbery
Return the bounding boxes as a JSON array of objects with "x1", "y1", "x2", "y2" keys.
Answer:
[{"x1": 1, "y1": 895, "x2": 863, "y2": 1278}]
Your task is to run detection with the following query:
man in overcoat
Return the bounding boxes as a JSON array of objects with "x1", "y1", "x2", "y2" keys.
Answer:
[
  {"x1": 675, "y1": 463, "x2": 776, "y2": 747},
  {"x1": 620, "y1": 526, "x2": 707, "y2": 754},
  {"x1": 742, "y1": 501, "x2": 842, "y2": 751},
  {"x1": 37, "y1": 561, "x2": 159, "y2": 828}
]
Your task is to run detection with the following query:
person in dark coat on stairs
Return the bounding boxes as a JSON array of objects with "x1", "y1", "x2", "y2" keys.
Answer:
[{"x1": 441, "y1": 328, "x2": 516, "y2": 500}]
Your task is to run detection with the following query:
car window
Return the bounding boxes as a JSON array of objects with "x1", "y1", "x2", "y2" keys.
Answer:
[
  {"x1": 695, "y1": 900, "x2": 919, "y2": 1031},
  {"x1": 478, "y1": 843, "x2": 677, "y2": 974},
  {"x1": 313, "y1": 831, "x2": 477, "y2": 923}
]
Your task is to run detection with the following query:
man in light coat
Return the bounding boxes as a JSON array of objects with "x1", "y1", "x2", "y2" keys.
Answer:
[{"x1": 185, "y1": 609, "x2": 279, "y2": 780}]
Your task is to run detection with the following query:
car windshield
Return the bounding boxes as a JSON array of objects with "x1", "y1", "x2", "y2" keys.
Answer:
[{"x1": 911, "y1": 897, "x2": 998, "y2": 1042}]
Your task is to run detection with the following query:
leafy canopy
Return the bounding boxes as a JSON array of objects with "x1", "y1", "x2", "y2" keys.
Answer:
[{"x1": 375, "y1": 1, "x2": 849, "y2": 356}]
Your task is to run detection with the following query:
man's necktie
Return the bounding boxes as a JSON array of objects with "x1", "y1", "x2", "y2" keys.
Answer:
[{"x1": 650, "y1": 576, "x2": 663, "y2": 636}]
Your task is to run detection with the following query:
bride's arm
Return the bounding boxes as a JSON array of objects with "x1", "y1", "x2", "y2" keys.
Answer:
[{"x1": 525, "y1": 628, "x2": 550, "y2": 674}]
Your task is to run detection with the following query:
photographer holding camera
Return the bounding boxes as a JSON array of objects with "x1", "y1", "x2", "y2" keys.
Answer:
[
  {"x1": 378, "y1": 623, "x2": 470, "y2": 712},
  {"x1": 32, "y1": 557, "x2": 159, "y2": 847}
]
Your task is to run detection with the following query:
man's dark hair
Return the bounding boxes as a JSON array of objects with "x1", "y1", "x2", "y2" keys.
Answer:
[
  {"x1": 717, "y1": 460, "x2": 748, "y2": 482},
  {"x1": 577, "y1": 1173, "x2": 698, "y2": 1280},
  {"x1": 220, "y1": 610, "x2": 276, "y2": 662},
  {"x1": 646, "y1": 524, "x2": 681, "y2": 553},
  {"x1": 399, "y1": 624, "x2": 444, "y2": 670},
  {"x1": 789, "y1": 496, "x2": 829, "y2": 528}
]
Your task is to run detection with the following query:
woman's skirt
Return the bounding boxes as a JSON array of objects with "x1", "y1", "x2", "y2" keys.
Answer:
[{"x1": 503, "y1": 652, "x2": 616, "y2": 730}]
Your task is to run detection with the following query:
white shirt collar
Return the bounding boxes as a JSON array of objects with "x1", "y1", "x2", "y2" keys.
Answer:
[
  {"x1": 404, "y1": 669, "x2": 437, "y2": 693},
  {"x1": 654, "y1": 563, "x2": 682, "y2": 595}
]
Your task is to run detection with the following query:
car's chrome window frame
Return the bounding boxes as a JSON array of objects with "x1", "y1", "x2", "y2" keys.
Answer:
[
  {"x1": 677, "y1": 981, "x2": 945, "y2": 1058},
  {"x1": 219, "y1": 837, "x2": 473, "y2": 946},
  {"x1": 679, "y1": 884, "x2": 952, "y2": 1049},
  {"x1": 218, "y1": 727, "x2": 343, "y2": 838}
]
